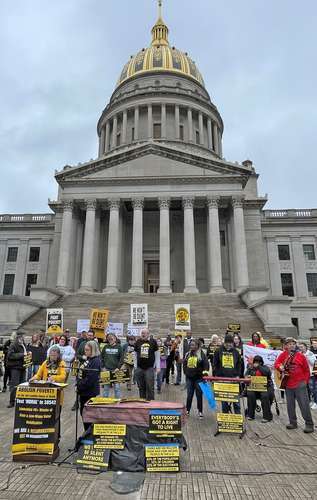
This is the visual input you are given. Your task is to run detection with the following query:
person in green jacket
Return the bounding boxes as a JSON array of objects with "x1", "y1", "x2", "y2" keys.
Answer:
[{"x1": 101, "y1": 334, "x2": 124, "y2": 398}]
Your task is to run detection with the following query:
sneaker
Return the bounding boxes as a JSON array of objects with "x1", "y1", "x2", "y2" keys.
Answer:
[
  {"x1": 311, "y1": 403, "x2": 317, "y2": 410},
  {"x1": 2, "y1": 388, "x2": 6, "y2": 393},
  {"x1": 198, "y1": 412, "x2": 203, "y2": 419},
  {"x1": 7, "y1": 403, "x2": 14, "y2": 408},
  {"x1": 186, "y1": 410, "x2": 190, "y2": 416},
  {"x1": 247, "y1": 417, "x2": 255, "y2": 421},
  {"x1": 261, "y1": 419, "x2": 271, "y2": 423},
  {"x1": 304, "y1": 426, "x2": 314, "y2": 434},
  {"x1": 286, "y1": 423, "x2": 298, "y2": 430}
]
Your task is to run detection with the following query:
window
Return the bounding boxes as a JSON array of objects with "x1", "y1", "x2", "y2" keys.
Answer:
[
  {"x1": 179, "y1": 124, "x2": 184, "y2": 140},
  {"x1": 307, "y1": 273, "x2": 317, "y2": 297},
  {"x1": 220, "y1": 230, "x2": 226, "y2": 246},
  {"x1": 3, "y1": 274, "x2": 15, "y2": 295},
  {"x1": 153, "y1": 123, "x2": 161, "y2": 139},
  {"x1": 303, "y1": 244, "x2": 316, "y2": 261},
  {"x1": 278, "y1": 244, "x2": 290, "y2": 260},
  {"x1": 195, "y1": 130, "x2": 200, "y2": 144},
  {"x1": 281, "y1": 273, "x2": 294, "y2": 296},
  {"x1": 25, "y1": 274, "x2": 37, "y2": 296},
  {"x1": 313, "y1": 318, "x2": 317, "y2": 329},
  {"x1": 7, "y1": 247, "x2": 18, "y2": 262},
  {"x1": 29, "y1": 247, "x2": 40, "y2": 262},
  {"x1": 116, "y1": 133, "x2": 121, "y2": 147},
  {"x1": 291, "y1": 318, "x2": 299, "y2": 332},
  {"x1": 131, "y1": 127, "x2": 135, "y2": 141}
]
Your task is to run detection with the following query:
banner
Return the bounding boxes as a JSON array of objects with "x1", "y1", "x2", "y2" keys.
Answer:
[
  {"x1": 249, "y1": 376, "x2": 267, "y2": 392},
  {"x1": 90, "y1": 309, "x2": 109, "y2": 339},
  {"x1": 174, "y1": 304, "x2": 191, "y2": 331},
  {"x1": 130, "y1": 304, "x2": 148, "y2": 327},
  {"x1": 106, "y1": 322, "x2": 124, "y2": 337},
  {"x1": 243, "y1": 344, "x2": 282, "y2": 373},
  {"x1": 46, "y1": 309, "x2": 63, "y2": 335},
  {"x1": 12, "y1": 386, "x2": 59, "y2": 455},
  {"x1": 149, "y1": 410, "x2": 182, "y2": 436},
  {"x1": 76, "y1": 319, "x2": 90, "y2": 334}
]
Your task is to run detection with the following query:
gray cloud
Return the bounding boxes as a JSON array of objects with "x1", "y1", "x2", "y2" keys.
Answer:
[{"x1": 0, "y1": 0, "x2": 316, "y2": 213}]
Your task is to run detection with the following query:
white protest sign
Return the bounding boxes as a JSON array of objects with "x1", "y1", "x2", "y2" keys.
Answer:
[
  {"x1": 127, "y1": 324, "x2": 142, "y2": 337},
  {"x1": 76, "y1": 319, "x2": 90, "y2": 334},
  {"x1": 130, "y1": 304, "x2": 148, "y2": 327},
  {"x1": 106, "y1": 322, "x2": 124, "y2": 337}
]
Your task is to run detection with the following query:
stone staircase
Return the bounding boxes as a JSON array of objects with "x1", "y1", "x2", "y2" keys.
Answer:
[{"x1": 21, "y1": 292, "x2": 263, "y2": 339}]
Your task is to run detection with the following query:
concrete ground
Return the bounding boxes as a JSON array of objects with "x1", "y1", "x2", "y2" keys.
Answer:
[{"x1": 1, "y1": 375, "x2": 317, "y2": 499}]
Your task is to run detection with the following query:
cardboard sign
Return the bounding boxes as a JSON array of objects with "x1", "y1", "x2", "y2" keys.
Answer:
[
  {"x1": 106, "y1": 322, "x2": 124, "y2": 337},
  {"x1": 23, "y1": 353, "x2": 32, "y2": 368},
  {"x1": 130, "y1": 304, "x2": 148, "y2": 327},
  {"x1": 145, "y1": 444, "x2": 180, "y2": 472},
  {"x1": 227, "y1": 323, "x2": 241, "y2": 333},
  {"x1": 76, "y1": 442, "x2": 110, "y2": 471},
  {"x1": 76, "y1": 319, "x2": 90, "y2": 334},
  {"x1": 100, "y1": 368, "x2": 130, "y2": 385},
  {"x1": 213, "y1": 382, "x2": 240, "y2": 403},
  {"x1": 249, "y1": 376, "x2": 267, "y2": 392},
  {"x1": 46, "y1": 309, "x2": 63, "y2": 335},
  {"x1": 90, "y1": 309, "x2": 109, "y2": 340},
  {"x1": 149, "y1": 410, "x2": 182, "y2": 436},
  {"x1": 93, "y1": 424, "x2": 126, "y2": 450},
  {"x1": 174, "y1": 304, "x2": 191, "y2": 331},
  {"x1": 217, "y1": 413, "x2": 244, "y2": 434},
  {"x1": 12, "y1": 386, "x2": 59, "y2": 455}
]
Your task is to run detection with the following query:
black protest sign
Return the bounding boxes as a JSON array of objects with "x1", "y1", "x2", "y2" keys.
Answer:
[
  {"x1": 93, "y1": 424, "x2": 126, "y2": 450},
  {"x1": 145, "y1": 444, "x2": 180, "y2": 472},
  {"x1": 217, "y1": 413, "x2": 244, "y2": 434},
  {"x1": 213, "y1": 382, "x2": 240, "y2": 403},
  {"x1": 12, "y1": 386, "x2": 59, "y2": 456},
  {"x1": 23, "y1": 353, "x2": 32, "y2": 368},
  {"x1": 76, "y1": 442, "x2": 110, "y2": 471},
  {"x1": 100, "y1": 368, "x2": 131, "y2": 385},
  {"x1": 149, "y1": 410, "x2": 182, "y2": 436},
  {"x1": 227, "y1": 323, "x2": 241, "y2": 333}
]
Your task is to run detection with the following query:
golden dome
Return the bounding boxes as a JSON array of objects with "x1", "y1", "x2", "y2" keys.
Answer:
[{"x1": 117, "y1": 7, "x2": 205, "y2": 88}]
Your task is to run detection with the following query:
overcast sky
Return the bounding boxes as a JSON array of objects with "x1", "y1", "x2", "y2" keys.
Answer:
[{"x1": 1, "y1": 0, "x2": 316, "y2": 213}]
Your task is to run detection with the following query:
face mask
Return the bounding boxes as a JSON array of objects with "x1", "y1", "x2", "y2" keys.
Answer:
[{"x1": 253, "y1": 363, "x2": 259, "y2": 368}]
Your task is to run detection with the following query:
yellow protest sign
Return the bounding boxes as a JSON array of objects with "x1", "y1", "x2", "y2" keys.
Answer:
[
  {"x1": 90, "y1": 309, "x2": 109, "y2": 339},
  {"x1": 213, "y1": 382, "x2": 240, "y2": 402},
  {"x1": 217, "y1": 413, "x2": 244, "y2": 434},
  {"x1": 249, "y1": 376, "x2": 267, "y2": 392}
]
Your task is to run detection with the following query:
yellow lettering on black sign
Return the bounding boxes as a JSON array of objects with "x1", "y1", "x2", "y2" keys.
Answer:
[
  {"x1": 249, "y1": 376, "x2": 267, "y2": 392},
  {"x1": 221, "y1": 353, "x2": 234, "y2": 369},
  {"x1": 217, "y1": 413, "x2": 244, "y2": 434}
]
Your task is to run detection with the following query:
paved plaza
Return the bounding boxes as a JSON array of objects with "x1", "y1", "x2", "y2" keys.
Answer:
[{"x1": 1, "y1": 381, "x2": 317, "y2": 499}]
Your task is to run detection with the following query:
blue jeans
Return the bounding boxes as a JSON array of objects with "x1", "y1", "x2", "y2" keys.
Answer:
[
  {"x1": 103, "y1": 383, "x2": 121, "y2": 398},
  {"x1": 176, "y1": 363, "x2": 182, "y2": 384},
  {"x1": 221, "y1": 401, "x2": 241, "y2": 414},
  {"x1": 157, "y1": 368, "x2": 166, "y2": 391},
  {"x1": 309, "y1": 376, "x2": 317, "y2": 404},
  {"x1": 28, "y1": 364, "x2": 40, "y2": 380}
]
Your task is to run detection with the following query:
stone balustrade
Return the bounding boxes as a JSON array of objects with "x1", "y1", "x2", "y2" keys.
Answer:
[
  {"x1": 0, "y1": 214, "x2": 54, "y2": 223},
  {"x1": 262, "y1": 209, "x2": 317, "y2": 219}
]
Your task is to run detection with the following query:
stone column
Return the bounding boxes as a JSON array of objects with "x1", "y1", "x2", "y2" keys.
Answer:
[
  {"x1": 266, "y1": 237, "x2": 282, "y2": 295},
  {"x1": 291, "y1": 237, "x2": 307, "y2": 298},
  {"x1": 199, "y1": 112, "x2": 204, "y2": 146},
  {"x1": 207, "y1": 197, "x2": 225, "y2": 293},
  {"x1": 104, "y1": 199, "x2": 121, "y2": 293},
  {"x1": 111, "y1": 115, "x2": 118, "y2": 149},
  {"x1": 232, "y1": 197, "x2": 249, "y2": 291},
  {"x1": 14, "y1": 239, "x2": 28, "y2": 295},
  {"x1": 56, "y1": 201, "x2": 74, "y2": 291},
  {"x1": 129, "y1": 198, "x2": 144, "y2": 293},
  {"x1": 175, "y1": 105, "x2": 180, "y2": 139},
  {"x1": 157, "y1": 198, "x2": 172, "y2": 294},
  {"x1": 147, "y1": 104, "x2": 153, "y2": 139},
  {"x1": 134, "y1": 107, "x2": 139, "y2": 141},
  {"x1": 79, "y1": 200, "x2": 97, "y2": 292},
  {"x1": 207, "y1": 118, "x2": 213, "y2": 150},
  {"x1": 98, "y1": 127, "x2": 105, "y2": 157},
  {"x1": 213, "y1": 122, "x2": 219, "y2": 155},
  {"x1": 161, "y1": 103, "x2": 167, "y2": 139},
  {"x1": 182, "y1": 197, "x2": 198, "y2": 293},
  {"x1": 0, "y1": 241, "x2": 6, "y2": 290},
  {"x1": 187, "y1": 108, "x2": 193, "y2": 142},
  {"x1": 105, "y1": 121, "x2": 110, "y2": 153},
  {"x1": 122, "y1": 110, "x2": 127, "y2": 144},
  {"x1": 218, "y1": 130, "x2": 223, "y2": 158}
]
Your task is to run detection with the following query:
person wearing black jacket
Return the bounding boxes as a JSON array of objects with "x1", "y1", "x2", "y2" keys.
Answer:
[
  {"x1": 1, "y1": 338, "x2": 12, "y2": 392},
  {"x1": 213, "y1": 334, "x2": 241, "y2": 414},
  {"x1": 246, "y1": 355, "x2": 274, "y2": 422},
  {"x1": 26, "y1": 334, "x2": 47, "y2": 379},
  {"x1": 183, "y1": 339, "x2": 209, "y2": 418},
  {"x1": 77, "y1": 340, "x2": 101, "y2": 430},
  {"x1": 6, "y1": 332, "x2": 29, "y2": 408}
]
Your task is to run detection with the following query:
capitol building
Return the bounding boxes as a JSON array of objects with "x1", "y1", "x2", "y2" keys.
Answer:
[{"x1": 0, "y1": 5, "x2": 316, "y2": 339}]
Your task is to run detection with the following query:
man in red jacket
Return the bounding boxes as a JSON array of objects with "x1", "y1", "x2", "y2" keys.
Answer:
[{"x1": 275, "y1": 337, "x2": 314, "y2": 433}]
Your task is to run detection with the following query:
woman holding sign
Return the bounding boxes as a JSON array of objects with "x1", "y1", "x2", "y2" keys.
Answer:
[{"x1": 245, "y1": 355, "x2": 274, "y2": 422}]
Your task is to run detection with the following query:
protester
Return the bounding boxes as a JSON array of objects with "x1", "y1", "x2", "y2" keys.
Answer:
[
  {"x1": 26, "y1": 334, "x2": 47, "y2": 379},
  {"x1": 6, "y1": 331, "x2": 29, "y2": 408},
  {"x1": 77, "y1": 330, "x2": 88, "y2": 351},
  {"x1": 274, "y1": 337, "x2": 314, "y2": 433},
  {"x1": 183, "y1": 339, "x2": 209, "y2": 418},
  {"x1": 309, "y1": 339, "x2": 317, "y2": 409},
  {"x1": 206, "y1": 335, "x2": 220, "y2": 367},
  {"x1": 77, "y1": 340, "x2": 101, "y2": 430},
  {"x1": 30, "y1": 345, "x2": 67, "y2": 384},
  {"x1": 52, "y1": 335, "x2": 75, "y2": 376},
  {"x1": 1, "y1": 336, "x2": 12, "y2": 393},
  {"x1": 246, "y1": 355, "x2": 274, "y2": 422},
  {"x1": 233, "y1": 333, "x2": 244, "y2": 376},
  {"x1": 213, "y1": 333, "x2": 242, "y2": 414},
  {"x1": 76, "y1": 330, "x2": 96, "y2": 363},
  {"x1": 166, "y1": 335, "x2": 182, "y2": 385},
  {"x1": 247, "y1": 332, "x2": 267, "y2": 348},
  {"x1": 156, "y1": 338, "x2": 168, "y2": 394},
  {"x1": 298, "y1": 342, "x2": 316, "y2": 408},
  {"x1": 101, "y1": 333, "x2": 124, "y2": 398},
  {"x1": 134, "y1": 329, "x2": 160, "y2": 400},
  {"x1": 122, "y1": 335, "x2": 136, "y2": 391},
  {"x1": 183, "y1": 331, "x2": 193, "y2": 358}
]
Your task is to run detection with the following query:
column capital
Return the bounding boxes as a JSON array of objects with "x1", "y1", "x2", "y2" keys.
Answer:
[
  {"x1": 207, "y1": 196, "x2": 220, "y2": 209},
  {"x1": 107, "y1": 198, "x2": 121, "y2": 211},
  {"x1": 85, "y1": 199, "x2": 97, "y2": 210},
  {"x1": 182, "y1": 197, "x2": 195, "y2": 209},
  {"x1": 131, "y1": 198, "x2": 144, "y2": 210},
  {"x1": 232, "y1": 196, "x2": 245, "y2": 209},
  {"x1": 62, "y1": 200, "x2": 74, "y2": 211},
  {"x1": 158, "y1": 197, "x2": 171, "y2": 210}
]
